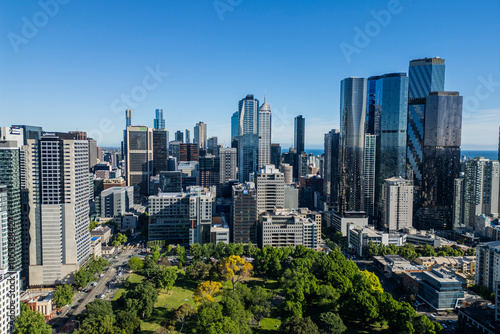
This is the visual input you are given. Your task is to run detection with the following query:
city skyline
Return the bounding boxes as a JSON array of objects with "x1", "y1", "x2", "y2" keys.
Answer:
[{"x1": 1, "y1": 1, "x2": 499, "y2": 150}]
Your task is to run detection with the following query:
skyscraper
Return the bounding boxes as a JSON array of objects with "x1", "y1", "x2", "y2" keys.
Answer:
[
  {"x1": 0, "y1": 132, "x2": 22, "y2": 272},
  {"x1": 26, "y1": 132, "x2": 91, "y2": 286},
  {"x1": 339, "y1": 77, "x2": 367, "y2": 213},
  {"x1": 231, "y1": 112, "x2": 239, "y2": 146},
  {"x1": 0, "y1": 186, "x2": 8, "y2": 270},
  {"x1": 238, "y1": 95, "x2": 259, "y2": 182},
  {"x1": 207, "y1": 137, "x2": 218, "y2": 155},
  {"x1": 194, "y1": 122, "x2": 207, "y2": 149},
  {"x1": 419, "y1": 91, "x2": 462, "y2": 229},
  {"x1": 199, "y1": 155, "x2": 220, "y2": 193},
  {"x1": 179, "y1": 143, "x2": 199, "y2": 162},
  {"x1": 323, "y1": 129, "x2": 340, "y2": 211},
  {"x1": 126, "y1": 126, "x2": 154, "y2": 197},
  {"x1": 294, "y1": 115, "x2": 305, "y2": 154},
  {"x1": 367, "y1": 73, "x2": 409, "y2": 219},
  {"x1": 364, "y1": 134, "x2": 376, "y2": 217},
  {"x1": 175, "y1": 130, "x2": 184, "y2": 143},
  {"x1": 232, "y1": 182, "x2": 257, "y2": 244},
  {"x1": 383, "y1": 177, "x2": 413, "y2": 231},
  {"x1": 256, "y1": 165, "x2": 285, "y2": 212},
  {"x1": 154, "y1": 109, "x2": 165, "y2": 130},
  {"x1": 407, "y1": 58, "x2": 445, "y2": 187},
  {"x1": 219, "y1": 148, "x2": 237, "y2": 184},
  {"x1": 258, "y1": 99, "x2": 271, "y2": 168},
  {"x1": 270, "y1": 143, "x2": 281, "y2": 168},
  {"x1": 153, "y1": 129, "x2": 168, "y2": 175},
  {"x1": 462, "y1": 158, "x2": 499, "y2": 229},
  {"x1": 122, "y1": 109, "x2": 132, "y2": 166},
  {"x1": 185, "y1": 129, "x2": 191, "y2": 144}
]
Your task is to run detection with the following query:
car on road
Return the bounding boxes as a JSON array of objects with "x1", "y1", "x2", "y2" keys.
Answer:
[{"x1": 79, "y1": 298, "x2": 84, "y2": 302}]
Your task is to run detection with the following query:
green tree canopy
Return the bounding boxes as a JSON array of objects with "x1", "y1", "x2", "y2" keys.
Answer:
[
  {"x1": 278, "y1": 316, "x2": 321, "y2": 334},
  {"x1": 53, "y1": 284, "x2": 74, "y2": 309},
  {"x1": 14, "y1": 303, "x2": 52, "y2": 334}
]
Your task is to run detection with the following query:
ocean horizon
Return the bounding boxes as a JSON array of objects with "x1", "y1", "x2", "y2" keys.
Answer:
[{"x1": 304, "y1": 149, "x2": 498, "y2": 161}]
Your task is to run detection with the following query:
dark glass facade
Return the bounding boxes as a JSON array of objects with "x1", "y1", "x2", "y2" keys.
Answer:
[
  {"x1": 294, "y1": 115, "x2": 305, "y2": 154},
  {"x1": 270, "y1": 143, "x2": 281, "y2": 168},
  {"x1": 419, "y1": 92, "x2": 462, "y2": 229},
  {"x1": 367, "y1": 73, "x2": 409, "y2": 218},
  {"x1": 323, "y1": 129, "x2": 340, "y2": 210},
  {"x1": 232, "y1": 183, "x2": 257, "y2": 244},
  {"x1": 153, "y1": 129, "x2": 168, "y2": 175},
  {"x1": 339, "y1": 77, "x2": 367, "y2": 213},
  {"x1": 407, "y1": 58, "x2": 445, "y2": 188}
]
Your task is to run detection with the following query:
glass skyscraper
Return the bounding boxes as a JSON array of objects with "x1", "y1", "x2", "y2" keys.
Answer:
[
  {"x1": 154, "y1": 108, "x2": 165, "y2": 130},
  {"x1": 407, "y1": 58, "x2": 445, "y2": 187},
  {"x1": 238, "y1": 95, "x2": 259, "y2": 182},
  {"x1": 339, "y1": 77, "x2": 367, "y2": 213},
  {"x1": 367, "y1": 73, "x2": 409, "y2": 219},
  {"x1": 294, "y1": 115, "x2": 305, "y2": 154},
  {"x1": 0, "y1": 142, "x2": 21, "y2": 271},
  {"x1": 419, "y1": 92, "x2": 462, "y2": 229},
  {"x1": 323, "y1": 129, "x2": 340, "y2": 210}
]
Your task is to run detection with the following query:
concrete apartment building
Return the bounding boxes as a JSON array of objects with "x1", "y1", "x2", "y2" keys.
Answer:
[
  {"x1": 259, "y1": 208, "x2": 321, "y2": 250},
  {"x1": 100, "y1": 186, "x2": 134, "y2": 218},
  {"x1": 25, "y1": 133, "x2": 91, "y2": 286}
]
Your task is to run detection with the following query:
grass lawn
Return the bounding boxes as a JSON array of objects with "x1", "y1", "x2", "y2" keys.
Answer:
[
  {"x1": 344, "y1": 321, "x2": 391, "y2": 334},
  {"x1": 112, "y1": 273, "x2": 144, "y2": 301},
  {"x1": 258, "y1": 317, "x2": 281, "y2": 332},
  {"x1": 140, "y1": 275, "x2": 198, "y2": 332}
]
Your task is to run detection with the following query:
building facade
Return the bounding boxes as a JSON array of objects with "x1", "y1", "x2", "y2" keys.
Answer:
[
  {"x1": 475, "y1": 241, "x2": 500, "y2": 291},
  {"x1": 258, "y1": 100, "x2": 271, "y2": 168},
  {"x1": 339, "y1": 77, "x2": 367, "y2": 213},
  {"x1": 232, "y1": 182, "x2": 257, "y2": 244},
  {"x1": 383, "y1": 177, "x2": 414, "y2": 231},
  {"x1": 100, "y1": 186, "x2": 134, "y2": 218},
  {"x1": 238, "y1": 95, "x2": 259, "y2": 182},
  {"x1": 194, "y1": 122, "x2": 207, "y2": 149},
  {"x1": 126, "y1": 126, "x2": 154, "y2": 196},
  {"x1": 256, "y1": 165, "x2": 285, "y2": 213},
  {"x1": 26, "y1": 133, "x2": 91, "y2": 286}
]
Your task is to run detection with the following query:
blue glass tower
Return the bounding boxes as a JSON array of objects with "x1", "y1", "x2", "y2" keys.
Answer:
[
  {"x1": 367, "y1": 73, "x2": 409, "y2": 219},
  {"x1": 407, "y1": 58, "x2": 445, "y2": 187},
  {"x1": 238, "y1": 94, "x2": 259, "y2": 182},
  {"x1": 231, "y1": 112, "x2": 239, "y2": 142},
  {"x1": 154, "y1": 109, "x2": 165, "y2": 130}
]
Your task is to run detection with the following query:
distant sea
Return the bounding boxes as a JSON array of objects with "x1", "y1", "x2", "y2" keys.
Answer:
[{"x1": 305, "y1": 149, "x2": 498, "y2": 161}]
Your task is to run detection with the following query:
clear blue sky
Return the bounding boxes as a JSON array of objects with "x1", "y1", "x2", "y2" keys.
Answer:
[{"x1": 1, "y1": 0, "x2": 499, "y2": 150}]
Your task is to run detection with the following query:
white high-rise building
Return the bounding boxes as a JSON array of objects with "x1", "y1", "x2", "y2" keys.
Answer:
[
  {"x1": 0, "y1": 269, "x2": 20, "y2": 334},
  {"x1": 258, "y1": 99, "x2": 271, "y2": 168},
  {"x1": 219, "y1": 148, "x2": 237, "y2": 183},
  {"x1": 256, "y1": 165, "x2": 285, "y2": 212},
  {"x1": 194, "y1": 122, "x2": 207, "y2": 149},
  {"x1": 463, "y1": 158, "x2": 499, "y2": 228},
  {"x1": 383, "y1": 177, "x2": 413, "y2": 231},
  {"x1": 0, "y1": 186, "x2": 8, "y2": 270},
  {"x1": 476, "y1": 241, "x2": 500, "y2": 291},
  {"x1": 26, "y1": 133, "x2": 91, "y2": 286}
]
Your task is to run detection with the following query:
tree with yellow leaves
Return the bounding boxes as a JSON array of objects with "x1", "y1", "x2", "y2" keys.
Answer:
[
  {"x1": 361, "y1": 270, "x2": 383, "y2": 293},
  {"x1": 219, "y1": 255, "x2": 253, "y2": 290},
  {"x1": 193, "y1": 281, "x2": 223, "y2": 304}
]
